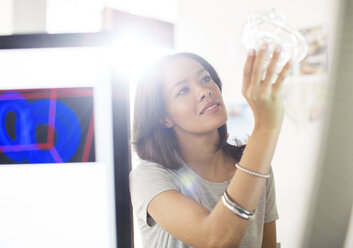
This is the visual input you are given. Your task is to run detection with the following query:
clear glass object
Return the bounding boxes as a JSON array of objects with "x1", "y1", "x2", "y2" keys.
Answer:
[{"x1": 242, "y1": 8, "x2": 308, "y2": 71}]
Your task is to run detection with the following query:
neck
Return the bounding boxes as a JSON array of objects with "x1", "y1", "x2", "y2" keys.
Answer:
[{"x1": 175, "y1": 129, "x2": 229, "y2": 181}]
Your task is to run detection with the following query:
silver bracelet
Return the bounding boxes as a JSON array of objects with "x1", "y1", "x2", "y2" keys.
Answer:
[
  {"x1": 223, "y1": 191, "x2": 255, "y2": 217},
  {"x1": 235, "y1": 163, "x2": 270, "y2": 179},
  {"x1": 221, "y1": 194, "x2": 255, "y2": 220}
]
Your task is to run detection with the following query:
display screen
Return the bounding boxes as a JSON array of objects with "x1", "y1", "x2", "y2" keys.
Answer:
[{"x1": 0, "y1": 87, "x2": 95, "y2": 164}]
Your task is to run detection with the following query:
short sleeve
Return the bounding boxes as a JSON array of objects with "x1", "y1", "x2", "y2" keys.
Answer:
[
  {"x1": 129, "y1": 161, "x2": 178, "y2": 226},
  {"x1": 264, "y1": 167, "x2": 279, "y2": 223}
]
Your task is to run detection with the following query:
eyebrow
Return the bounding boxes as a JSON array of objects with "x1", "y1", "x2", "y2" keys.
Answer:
[
  {"x1": 171, "y1": 69, "x2": 207, "y2": 92},
  {"x1": 197, "y1": 69, "x2": 206, "y2": 76}
]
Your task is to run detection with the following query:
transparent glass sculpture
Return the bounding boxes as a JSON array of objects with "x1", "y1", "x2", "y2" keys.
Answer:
[{"x1": 242, "y1": 8, "x2": 308, "y2": 71}]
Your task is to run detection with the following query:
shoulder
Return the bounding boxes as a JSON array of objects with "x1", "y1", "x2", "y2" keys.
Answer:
[
  {"x1": 131, "y1": 159, "x2": 167, "y2": 174},
  {"x1": 130, "y1": 159, "x2": 177, "y2": 183},
  {"x1": 129, "y1": 160, "x2": 181, "y2": 226}
]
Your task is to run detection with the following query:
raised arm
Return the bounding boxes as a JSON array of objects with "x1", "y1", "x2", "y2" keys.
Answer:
[{"x1": 148, "y1": 44, "x2": 291, "y2": 248}]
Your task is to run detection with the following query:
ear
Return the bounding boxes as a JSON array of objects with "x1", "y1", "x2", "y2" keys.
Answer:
[{"x1": 160, "y1": 117, "x2": 174, "y2": 128}]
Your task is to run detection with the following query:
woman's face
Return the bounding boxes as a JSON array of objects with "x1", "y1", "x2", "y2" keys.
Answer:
[{"x1": 161, "y1": 57, "x2": 228, "y2": 136}]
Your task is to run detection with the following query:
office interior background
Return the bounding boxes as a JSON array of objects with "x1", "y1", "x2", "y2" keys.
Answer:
[{"x1": 0, "y1": 0, "x2": 352, "y2": 248}]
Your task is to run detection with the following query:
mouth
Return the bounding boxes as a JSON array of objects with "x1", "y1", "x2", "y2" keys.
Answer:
[{"x1": 200, "y1": 102, "x2": 220, "y2": 114}]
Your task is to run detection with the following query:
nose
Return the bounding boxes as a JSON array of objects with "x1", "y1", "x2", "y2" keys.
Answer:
[{"x1": 198, "y1": 86, "x2": 212, "y2": 101}]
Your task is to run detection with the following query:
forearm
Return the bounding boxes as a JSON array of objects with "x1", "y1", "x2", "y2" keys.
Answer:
[
  {"x1": 204, "y1": 126, "x2": 281, "y2": 247},
  {"x1": 228, "y1": 126, "x2": 281, "y2": 208}
]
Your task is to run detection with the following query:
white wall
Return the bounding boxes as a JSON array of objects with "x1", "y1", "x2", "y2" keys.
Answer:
[
  {"x1": 13, "y1": 0, "x2": 46, "y2": 33},
  {"x1": 0, "y1": 0, "x2": 47, "y2": 34},
  {"x1": 104, "y1": 0, "x2": 177, "y2": 23},
  {"x1": 0, "y1": 0, "x2": 13, "y2": 34},
  {"x1": 47, "y1": 0, "x2": 103, "y2": 33},
  {"x1": 176, "y1": 1, "x2": 340, "y2": 247}
]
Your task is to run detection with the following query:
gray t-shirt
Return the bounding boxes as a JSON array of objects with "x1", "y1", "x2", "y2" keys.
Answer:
[{"x1": 130, "y1": 159, "x2": 279, "y2": 248}]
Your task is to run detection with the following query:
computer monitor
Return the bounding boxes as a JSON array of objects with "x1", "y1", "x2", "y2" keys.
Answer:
[{"x1": 0, "y1": 33, "x2": 131, "y2": 248}]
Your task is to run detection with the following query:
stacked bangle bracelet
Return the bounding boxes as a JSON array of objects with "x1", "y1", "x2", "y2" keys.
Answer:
[
  {"x1": 235, "y1": 163, "x2": 270, "y2": 179},
  {"x1": 221, "y1": 191, "x2": 255, "y2": 220},
  {"x1": 221, "y1": 163, "x2": 269, "y2": 220}
]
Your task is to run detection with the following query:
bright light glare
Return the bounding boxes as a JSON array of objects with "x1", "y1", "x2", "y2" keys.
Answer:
[
  {"x1": 110, "y1": 36, "x2": 175, "y2": 248},
  {"x1": 111, "y1": 35, "x2": 175, "y2": 83}
]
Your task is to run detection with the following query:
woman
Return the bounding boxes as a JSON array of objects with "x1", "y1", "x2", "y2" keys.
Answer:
[{"x1": 130, "y1": 43, "x2": 291, "y2": 248}]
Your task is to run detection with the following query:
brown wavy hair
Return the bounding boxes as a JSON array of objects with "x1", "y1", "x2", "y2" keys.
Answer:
[{"x1": 132, "y1": 52, "x2": 246, "y2": 169}]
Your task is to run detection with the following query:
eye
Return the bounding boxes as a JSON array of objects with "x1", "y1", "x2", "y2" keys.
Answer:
[
  {"x1": 177, "y1": 87, "x2": 189, "y2": 96},
  {"x1": 201, "y1": 75, "x2": 211, "y2": 84}
]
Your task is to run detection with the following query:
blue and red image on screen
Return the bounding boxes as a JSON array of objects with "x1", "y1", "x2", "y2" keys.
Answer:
[{"x1": 0, "y1": 88, "x2": 95, "y2": 164}]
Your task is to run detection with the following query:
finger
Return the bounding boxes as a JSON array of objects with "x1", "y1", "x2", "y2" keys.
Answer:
[
  {"x1": 250, "y1": 43, "x2": 269, "y2": 88},
  {"x1": 242, "y1": 49, "x2": 256, "y2": 94},
  {"x1": 263, "y1": 45, "x2": 282, "y2": 86},
  {"x1": 272, "y1": 59, "x2": 293, "y2": 96}
]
